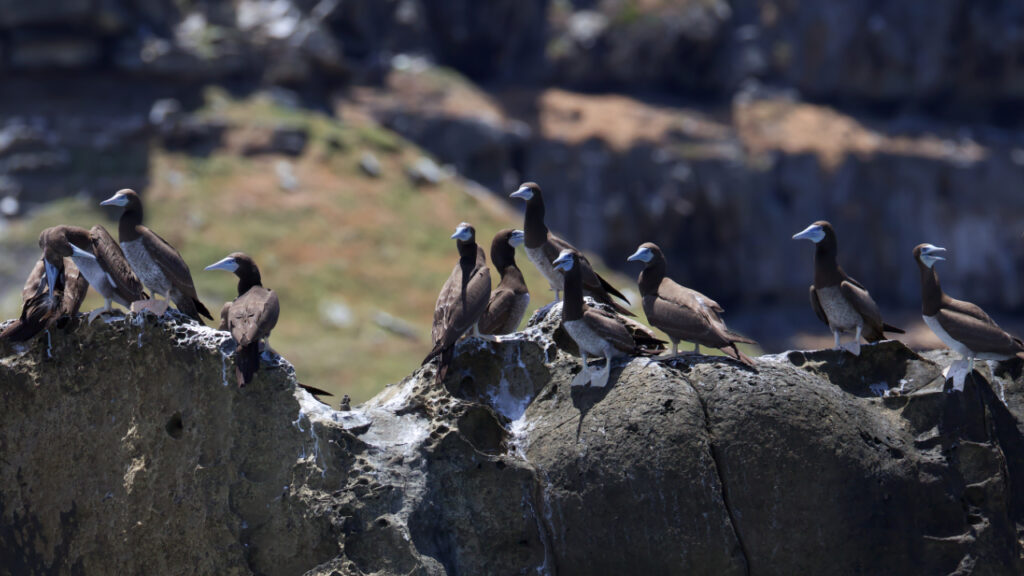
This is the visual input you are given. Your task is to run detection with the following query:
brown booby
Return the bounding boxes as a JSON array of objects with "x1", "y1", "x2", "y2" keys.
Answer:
[
  {"x1": 1, "y1": 228, "x2": 89, "y2": 342},
  {"x1": 205, "y1": 252, "x2": 280, "y2": 388},
  {"x1": 793, "y1": 220, "x2": 904, "y2": 355},
  {"x1": 628, "y1": 242, "x2": 756, "y2": 367},
  {"x1": 100, "y1": 189, "x2": 212, "y2": 322},
  {"x1": 422, "y1": 222, "x2": 492, "y2": 384},
  {"x1": 510, "y1": 182, "x2": 633, "y2": 315},
  {"x1": 51, "y1": 225, "x2": 147, "y2": 322},
  {"x1": 914, "y1": 244, "x2": 1024, "y2": 376},
  {"x1": 478, "y1": 228, "x2": 530, "y2": 336},
  {"x1": 552, "y1": 249, "x2": 655, "y2": 388}
]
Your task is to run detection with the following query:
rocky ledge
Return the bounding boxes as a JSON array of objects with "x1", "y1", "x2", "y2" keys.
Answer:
[{"x1": 1, "y1": 307, "x2": 1023, "y2": 575}]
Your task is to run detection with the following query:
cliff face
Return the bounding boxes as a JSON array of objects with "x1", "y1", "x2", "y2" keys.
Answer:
[{"x1": 2, "y1": 307, "x2": 1024, "y2": 575}]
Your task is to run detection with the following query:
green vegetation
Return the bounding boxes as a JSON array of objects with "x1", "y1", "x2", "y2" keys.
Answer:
[
  {"x1": 0, "y1": 90, "x2": 650, "y2": 404},
  {"x1": 1, "y1": 89, "x2": 757, "y2": 404}
]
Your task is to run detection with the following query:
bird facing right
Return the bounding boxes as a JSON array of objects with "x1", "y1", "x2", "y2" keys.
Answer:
[{"x1": 913, "y1": 243, "x2": 1024, "y2": 380}]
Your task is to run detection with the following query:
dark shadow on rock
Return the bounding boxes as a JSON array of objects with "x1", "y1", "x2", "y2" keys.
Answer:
[
  {"x1": 785, "y1": 340, "x2": 942, "y2": 397},
  {"x1": 570, "y1": 360, "x2": 623, "y2": 440},
  {"x1": 971, "y1": 372, "x2": 1024, "y2": 524}
]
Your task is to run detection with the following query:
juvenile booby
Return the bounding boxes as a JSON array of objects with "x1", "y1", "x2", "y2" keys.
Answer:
[
  {"x1": 47, "y1": 225, "x2": 147, "y2": 322},
  {"x1": 628, "y1": 242, "x2": 756, "y2": 367},
  {"x1": 510, "y1": 182, "x2": 633, "y2": 315},
  {"x1": 793, "y1": 220, "x2": 904, "y2": 355},
  {"x1": 422, "y1": 223, "x2": 492, "y2": 384},
  {"x1": 205, "y1": 252, "x2": 280, "y2": 388},
  {"x1": 478, "y1": 229, "x2": 530, "y2": 336},
  {"x1": 553, "y1": 249, "x2": 654, "y2": 388},
  {"x1": 1, "y1": 229, "x2": 88, "y2": 342},
  {"x1": 914, "y1": 244, "x2": 1024, "y2": 375},
  {"x1": 100, "y1": 189, "x2": 212, "y2": 322}
]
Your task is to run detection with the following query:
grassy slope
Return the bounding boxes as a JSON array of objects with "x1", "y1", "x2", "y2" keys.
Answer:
[{"x1": 1, "y1": 88, "x2": 667, "y2": 403}]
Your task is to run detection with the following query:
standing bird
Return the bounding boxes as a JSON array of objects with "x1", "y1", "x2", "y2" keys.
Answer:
[
  {"x1": 509, "y1": 182, "x2": 633, "y2": 315},
  {"x1": 422, "y1": 223, "x2": 492, "y2": 384},
  {"x1": 628, "y1": 242, "x2": 756, "y2": 367},
  {"x1": 478, "y1": 229, "x2": 530, "y2": 336},
  {"x1": 205, "y1": 252, "x2": 280, "y2": 388},
  {"x1": 1, "y1": 228, "x2": 89, "y2": 342},
  {"x1": 100, "y1": 189, "x2": 212, "y2": 322},
  {"x1": 553, "y1": 249, "x2": 657, "y2": 388},
  {"x1": 793, "y1": 220, "x2": 903, "y2": 355},
  {"x1": 914, "y1": 244, "x2": 1024, "y2": 377},
  {"x1": 47, "y1": 225, "x2": 146, "y2": 322}
]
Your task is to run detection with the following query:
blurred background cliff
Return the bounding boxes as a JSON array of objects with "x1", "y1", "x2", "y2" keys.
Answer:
[{"x1": 1, "y1": 0, "x2": 1023, "y2": 402}]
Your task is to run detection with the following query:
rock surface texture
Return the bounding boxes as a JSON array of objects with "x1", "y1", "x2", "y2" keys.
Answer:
[{"x1": 2, "y1": 306, "x2": 1024, "y2": 575}]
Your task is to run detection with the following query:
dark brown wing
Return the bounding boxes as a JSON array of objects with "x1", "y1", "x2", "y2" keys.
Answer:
[
  {"x1": 430, "y1": 262, "x2": 462, "y2": 348},
  {"x1": 426, "y1": 263, "x2": 491, "y2": 362},
  {"x1": 138, "y1": 226, "x2": 200, "y2": 300},
  {"x1": 21, "y1": 259, "x2": 46, "y2": 301},
  {"x1": 90, "y1": 225, "x2": 145, "y2": 303},
  {"x1": 478, "y1": 287, "x2": 519, "y2": 335},
  {"x1": 546, "y1": 232, "x2": 630, "y2": 306},
  {"x1": 838, "y1": 280, "x2": 886, "y2": 339},
  {"x1": 228, "y1": 287, "x2": 279, "y2": 347},
  {"x1": 809, "y1": 286, "x2": 828, "y2": 326},
  {"x1": 61, "y1": 259, "x2": 89, "y2": 318},
  {"x1": 936, "y1": 303, "x2": 1024, "y2": 357},
  {"x1": 582, "y1": 307, "x2": 637, "y2": 354},
  {"x1": 218, "y1": 302, "x2": 231, "y2": 331},
  {"x1": 943, "y1": 296, "x2": 999, "y2": 325}
]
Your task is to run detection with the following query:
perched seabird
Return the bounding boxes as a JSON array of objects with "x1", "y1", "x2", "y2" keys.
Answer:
[
  {"x1": 48, "y1": 225, "x2": 147, "y2": 322},
  {"x1": 628, "y1": 242, "x2": 756, "y2": 367},
  {"x1": 793, "y1": 220, "x2": 904, "y2": 355},
  {"x1": 553, "y1": 249, "x2": 655, "y2": 388},
  {"x1": 100, "y1": 189, "x2": 212, "y2": 322},
  {"x1": 478, "y1": 229, "x2": 530, "y2": 336},
  {"x1": 510, "y1": 182, "x2": 633, "y2": 315},
  {"x1": 1, "y1": 228, "x2": 88, "y2": 342},
  {"x1": 422, "y1": 222, "x2": 492, "y2": 384},
  {"x1": 205, "y1": 252, "x2": 279, "y2": 388},
  {"x1": 914, "y1": 244, "x2": 1024, "y2": 378}
]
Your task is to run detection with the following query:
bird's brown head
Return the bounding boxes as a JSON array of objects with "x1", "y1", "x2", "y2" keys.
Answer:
[
  {"x1": 792, "y1": 220, "x2": 836, "y2": 244},
  {"x1": 509, "y1": 182, "x2": 543, "y2": 205},
  {"x1": 627, "y1": 242, "x2": 664, "y2": 268},
  {"x1": 913, "y1": 243, "x2": 946, "y2": 269},
  {"x1": 450, "y1": 222, "x2": 477, "y2": 245},
  {"x1": 99, "y1": 188, "x2": 141, "y2": 211}
]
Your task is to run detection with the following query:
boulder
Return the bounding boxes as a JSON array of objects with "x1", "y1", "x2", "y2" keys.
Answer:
[{"x1": 1, "y1": 296, "x2": 1023, "y2": 575}]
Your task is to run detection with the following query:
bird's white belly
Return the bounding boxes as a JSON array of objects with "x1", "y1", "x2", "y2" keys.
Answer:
[
  {"x1": 818, "y1": 286, "x2": 861, "y2": 332},
  {"x1": 527, "y1": 247, "x2": 562, "y2": 293},
  {"x1": 70, "y1": 254, "x2": 115, "y2": 298},
  {"x1": 564, "y1": 319, "x2": 613, "y2": 358},
  {"x1": 923, "y1": 314, "x2": 973, "y2": 358},
  {"x1": 122, "y1": 239, "x2": 169, "y2": 296}
]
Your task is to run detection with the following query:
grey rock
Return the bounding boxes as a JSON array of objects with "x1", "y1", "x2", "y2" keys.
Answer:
[
  {"x1": 405, "y1": 156, "x2": 446, "y2": 186},
  {"x1": 2, "y1": 301, "x2": 1023, "y2": 575},
  {"x1": 358, "y1": 151, "x2": 381, "y2": 177}
]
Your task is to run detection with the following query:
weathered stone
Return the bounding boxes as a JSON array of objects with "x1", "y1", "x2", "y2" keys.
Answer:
[{"x1": 2, "y1": 304, "x2": 1023, "y2": 575}]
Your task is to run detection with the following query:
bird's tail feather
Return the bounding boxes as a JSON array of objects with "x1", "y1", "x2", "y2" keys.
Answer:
[
  {"x1": 882, "y1": 323, "x2": 905, "y2": 335},
  {"x1": 722, "y1": 344, "x2": 758, "y2": 369},
  {"x1": 597, "y1": 273, "x2": 630, "y2": 305},
  {"x1": 235, "y1": 343, "x2": 259, "y2": 388},
  {"x1": 194, "y1": 298, "x2": 213, "y2": 321}
]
